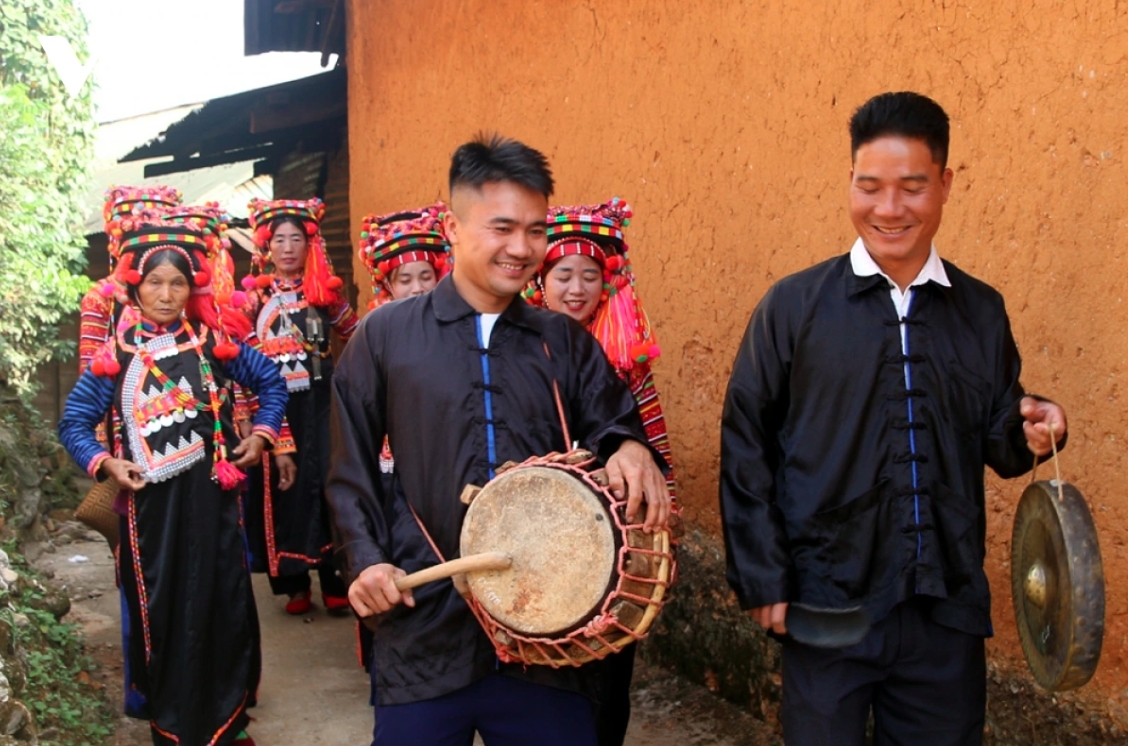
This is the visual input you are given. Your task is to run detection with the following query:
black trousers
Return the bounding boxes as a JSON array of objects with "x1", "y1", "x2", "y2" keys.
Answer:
[
  {"x1": 594, "y1": 643, "x2": 636, "y2": 746},
  {"x1": 267, "y1": 560, "x2": 347, "y2": 598},
  {"x1": 782, "y1": 599, "x2": 986, "y2": 746}
]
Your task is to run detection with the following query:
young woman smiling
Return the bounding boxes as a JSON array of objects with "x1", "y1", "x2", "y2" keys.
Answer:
[{"x1": 525, "y1": 197, "x2": 676, "y2": 746}]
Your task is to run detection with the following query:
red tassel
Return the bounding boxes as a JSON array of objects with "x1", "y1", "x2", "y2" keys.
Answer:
[
  {"x1": 126, "y1": 269, "x2": 142, "y2": 285},
  {"x1": 91, "y1": 359, "x2": 105, "y2": 377},
  {"x1": 240, "y1": 275, "x2": 257, "y2": 291},
  {"x1": 215, "y1": 459, "x2": 246, "y2": 490},
  {"x1": 327, "y1": 276, "x2": 344, "y2": 290},
  {"x1": 103, "y1": 359, "x2": 121, "y2": 377},
  {"x1": 194, "y1": 271, "x2": 209, "y2": 287},
  {"x1": 213, "y1": 342, "x2": 239, "y2": 361},
  {"x1": 255, "y1": 274, "x2": 273, "y2": 289},
  {"x1": 630, "y1": 343, "x2": 661, "y2": 364}
]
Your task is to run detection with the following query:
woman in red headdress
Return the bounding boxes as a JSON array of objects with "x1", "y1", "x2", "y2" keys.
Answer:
[
  {"x1": 526, "y1": 197, "x2": 676, "y2": 746},
  {"x1": 241, "y1": 198, "x2": 359, "y2": 615},
  {"x1": 79, "y1": 186, "x2": 184, "y2": 376},
  {"x1": 58, "y1": 214, "x2": 287, "y2": 746},
  {"x1": 352, "y1": 203, "x2": 451, "y2": 668}
]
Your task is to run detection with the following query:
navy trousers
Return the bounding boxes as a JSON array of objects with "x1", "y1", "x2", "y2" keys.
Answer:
[
  {"x1": 372, "y1": 672, "x2": 598, "y2": 746},
  {"x1": 782, "y1": 599, "x2": 986, "y2": 746}
]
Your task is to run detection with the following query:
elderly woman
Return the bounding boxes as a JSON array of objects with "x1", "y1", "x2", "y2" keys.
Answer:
[
  {"x1": 59, "y1": 214, "x2": 287, "y2": 746},
  {"x1": 526, "y1": 197, "x2": 675, "y2": 746}
]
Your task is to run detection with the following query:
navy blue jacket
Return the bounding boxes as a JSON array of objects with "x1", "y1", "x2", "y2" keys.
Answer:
[
  {"x1": 721, "y1": 254, "x2": 1059, "y2": 637},
  {"x1": 327, "y1": 276, "x2": 658, "y2": 705}
]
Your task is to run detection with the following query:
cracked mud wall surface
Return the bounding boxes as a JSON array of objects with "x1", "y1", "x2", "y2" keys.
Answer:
[{"x1": 347, "y1": 0, "x2": 1128, "y2": 700}]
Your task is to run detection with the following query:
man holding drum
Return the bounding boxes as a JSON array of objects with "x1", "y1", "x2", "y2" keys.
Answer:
[
  {"x1": 721, "y1": 91, "x2": 1067, "y2": 745},
  {"x1": 328, "y1": 134, "x2": 669, "y2": 746}
]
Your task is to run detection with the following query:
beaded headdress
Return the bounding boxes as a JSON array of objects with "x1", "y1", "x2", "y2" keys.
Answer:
[
  {"x1": 358, "y1": 203, "x2": 451, "y2": 308},
  {"x1": 525, "y1": 197, "x2": 659, "y2": 371},
  {"x1": 163, "y1": 203, "x2": 243, "y2": 308},
  {"x1": 102, "y1": 185, "x2": 183, "y2": 260}
]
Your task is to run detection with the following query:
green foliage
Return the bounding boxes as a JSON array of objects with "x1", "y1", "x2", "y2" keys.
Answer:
[
  {"x1": 10, "y1": 605, "x2": 114, "y2": 745},
  {"x1": 0, "y1": 0, "x2": 95, "y2": 393}
]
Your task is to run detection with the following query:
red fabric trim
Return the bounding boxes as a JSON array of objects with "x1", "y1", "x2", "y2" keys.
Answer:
[
  {"x1": 86, "y1": 452, "x2": 111, "y2": 478},
  {"x1": 544, "y1": 237, "x2": 606, "y2": 267},
  {"x1": 127, "y1": 493, "x2": 152, "y2": 663}
]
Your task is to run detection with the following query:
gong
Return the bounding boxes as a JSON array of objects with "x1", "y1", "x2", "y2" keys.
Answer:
[{"x1": 1011, "y1": 479, "x2": 1104, "y2": 691}]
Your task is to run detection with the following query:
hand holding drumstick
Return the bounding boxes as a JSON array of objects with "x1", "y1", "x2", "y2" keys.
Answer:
[{"x1": 349, "y1": 563, "x2": 416, "y2": 617}]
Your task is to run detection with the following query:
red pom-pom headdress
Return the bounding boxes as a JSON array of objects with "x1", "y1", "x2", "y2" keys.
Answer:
[
  {"x1": 102, "y1": 212, "x2": 248, "y2": 363},
  {"x1": 358, "y1": 203, "x2": 451, "y2": 308},
  {"x1": 247, "y1": 198, "x2": 343, "y2": 308},
  {"x1": 163, "y1": 204, "x2": 239, "y2": 305},
  {"x1": 103, "y1": 185, "x2": 183, "y2": 261},
  {"x1": 525, "y1": 197, "x2": 659, "y2": 372}
]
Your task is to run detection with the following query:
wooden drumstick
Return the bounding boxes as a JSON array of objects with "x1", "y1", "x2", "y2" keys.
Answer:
[{"x1": 394, "y1": 552, "x2": 512, "y2": 591}]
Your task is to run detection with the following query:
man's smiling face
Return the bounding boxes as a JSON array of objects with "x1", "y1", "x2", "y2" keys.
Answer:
[
  {"x1": 446, "y1": 181, "x2": 548, "y2": 309},
  {"x1": 849, "y1": 135, "x2": 953, "y2": 272}
]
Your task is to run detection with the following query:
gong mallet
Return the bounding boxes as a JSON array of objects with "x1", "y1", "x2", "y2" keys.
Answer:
[{"x1": 785, "y1": 603, "x2": 871, "y2": 649}]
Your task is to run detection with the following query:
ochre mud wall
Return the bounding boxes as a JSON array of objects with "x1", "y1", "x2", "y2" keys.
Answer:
[{"x1": 347, "y1": 0, "x2": 1128, "y2": 701}]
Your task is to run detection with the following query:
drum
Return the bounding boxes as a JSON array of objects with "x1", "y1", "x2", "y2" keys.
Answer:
[
  {"x1": 451, "y1": 449, "x2": 674, "y2": 667},
  {"x1": 458, "y1": 449, "x2": 674, "y2": 667},
  {"x1": 393, "y1": 448, "x2": 675, "y2": 667}
]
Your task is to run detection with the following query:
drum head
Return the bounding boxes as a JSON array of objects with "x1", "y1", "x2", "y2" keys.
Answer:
[
  {"x1": 461, "y1": 465, "x2": 617, "y2": 636},
  {"x1": 1011, "y1": 480, "x2": 1104, "y2": 691}
]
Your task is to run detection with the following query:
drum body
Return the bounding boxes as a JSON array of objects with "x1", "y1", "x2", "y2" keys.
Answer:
[{"x1": 459, "y1": 451, "x2": 674, "y2": 667}]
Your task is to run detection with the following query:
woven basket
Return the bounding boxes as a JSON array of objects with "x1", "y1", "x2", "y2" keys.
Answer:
[{"x1": 75, "y1": 479, "x2": 120, "y2": 547}]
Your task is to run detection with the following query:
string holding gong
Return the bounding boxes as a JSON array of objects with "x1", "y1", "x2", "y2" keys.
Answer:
[{"x1": 1011, "y1": 425, "x2": 1104, "y2": 691}]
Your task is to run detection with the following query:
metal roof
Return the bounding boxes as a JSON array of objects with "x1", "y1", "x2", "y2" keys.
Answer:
[
  {"x1": 84, "y1": 106, "x2": 272, "y2": 237},
  {"x1": 244, "y1": 0, "x2": 345, "y2": 64},
  {"x1": 118, "y1": 68, "x2": 345, "y2": 178}
]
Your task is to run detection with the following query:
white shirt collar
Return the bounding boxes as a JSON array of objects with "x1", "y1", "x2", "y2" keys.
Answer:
[{"x1": 849, "y1": 237, "x2": 951, "y2": 290}]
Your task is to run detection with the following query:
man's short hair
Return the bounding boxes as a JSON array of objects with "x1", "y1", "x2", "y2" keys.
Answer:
[
  {"x1": 849, "y1": 92, "x2": 950, "y2": 168},
  {"x1": 449, "y1": 133, "x2": 555, "y2": 198}
]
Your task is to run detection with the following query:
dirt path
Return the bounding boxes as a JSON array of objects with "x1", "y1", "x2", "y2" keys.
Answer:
[{"x1": 37, "y1": 534, "x2": 776, "y2": 746}]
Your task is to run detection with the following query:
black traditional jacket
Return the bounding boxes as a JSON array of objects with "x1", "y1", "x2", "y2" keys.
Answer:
[
  {"x1": 720, "y1": 253, "x2": 1059, "y2": 637},
  {"x1": 327, "y1": 276, "x2": 659, "y2": 705}
]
